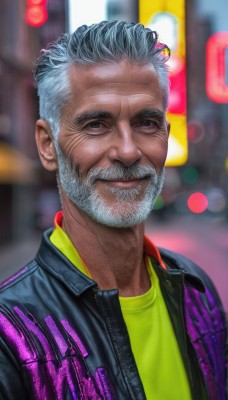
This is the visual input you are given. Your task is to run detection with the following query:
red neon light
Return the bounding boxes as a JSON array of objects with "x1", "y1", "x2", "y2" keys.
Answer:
[
  {"x1": 187, "y1": 192, "x2": 208, "y2": 214},
  {"x1": 168, "y1": 56, "x2": 186, "y2": 114},
  {"x1": 27, "y1": 0, "x2": 47, "y2": 5},
  {"x1": 24, "y1": 6, "x2": 48, "y2": 27},
  {"x1": 206, "y1": 32, "x2": 228, "y2": 103}
]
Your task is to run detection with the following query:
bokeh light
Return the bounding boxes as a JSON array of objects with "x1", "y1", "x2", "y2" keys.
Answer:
[
  {"x1": 207, "y1": 188, "x2": 226, "y2": 213},
  {"x1": 187, "y1": 192, "x2": 208, "y2": 214},
  {"x1": 24, "y1": 5, "x2": 48, "y2": 27},
  {"x1": 154, "y1": 195, "x2": 165, "y2": 210},
  {"x1": 181, "y1": 166, "x2": 199, "y2": 184}
]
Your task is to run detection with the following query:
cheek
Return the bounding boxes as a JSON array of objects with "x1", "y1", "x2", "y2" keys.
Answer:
[
  {"x1": 68, "y1": 140, "x2": 108, "y2": 175},
  {"x1": 144, "y1": 137, "x2": 168, "y2": 168},
  {"x1": 152, "y1": 149, "x2": 167, "y2": 169}
]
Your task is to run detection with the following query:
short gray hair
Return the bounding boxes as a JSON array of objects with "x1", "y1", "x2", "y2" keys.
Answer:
[{"x1": 34, "y1": 20, "x2": 170, "y2": 139}]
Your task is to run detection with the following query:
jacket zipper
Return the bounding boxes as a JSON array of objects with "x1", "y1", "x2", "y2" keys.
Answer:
[{"x1": 94, "y1": 291, "x2": 146, "y2": 400}]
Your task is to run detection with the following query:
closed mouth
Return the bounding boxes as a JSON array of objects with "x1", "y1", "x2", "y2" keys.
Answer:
[{"x1": 97, "y1": 176, "x2": 150, "y2": 188}]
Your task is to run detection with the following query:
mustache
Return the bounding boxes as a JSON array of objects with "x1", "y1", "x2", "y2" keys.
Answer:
[{"x1": 85, "y1": 165, "x2": 158, "y2": 185}]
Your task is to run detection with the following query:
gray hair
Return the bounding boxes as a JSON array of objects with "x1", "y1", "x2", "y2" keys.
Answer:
[{"x1": 34, "y1": 20, "x2": 170, "y2": 139}]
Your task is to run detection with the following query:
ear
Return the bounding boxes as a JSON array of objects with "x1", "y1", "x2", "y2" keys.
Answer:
[{"x1": 35, "y1": 119, "x2": 58, "y2": 171}]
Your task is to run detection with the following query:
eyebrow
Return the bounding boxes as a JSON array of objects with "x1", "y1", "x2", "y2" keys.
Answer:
[
  {"x1": 74, "y1": 111, "x2": 112, "y2": 125},
  {"x1": 74, "y1": 108, "x2": 165, "y2": 126},
  {"x1": 133, "y1": 109, "x2": 165, "y2": 122}
]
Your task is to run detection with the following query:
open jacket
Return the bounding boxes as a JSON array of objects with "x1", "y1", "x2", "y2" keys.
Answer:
[{"x1": 0, "y1": 229, "x2": 227, "y2": 399}]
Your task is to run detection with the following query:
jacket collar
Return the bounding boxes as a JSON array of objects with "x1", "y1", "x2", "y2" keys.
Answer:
[
  {"x1": 36, "y1": 229, "x2": 97, "y2": 296},
  {"x1": 157, "y1": 247, "x2": 205, "y2": 292},
  {"x1": 36, "y1": 228, "x2": 205, "y2": 296}
]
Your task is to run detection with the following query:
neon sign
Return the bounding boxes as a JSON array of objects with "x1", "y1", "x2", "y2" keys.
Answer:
[
  {"x1": 139, "y1": 0, "x2": 188, "y2": 166},
  {"x1": 206, "y1": 32, "x2": 228, "y2": 103}
]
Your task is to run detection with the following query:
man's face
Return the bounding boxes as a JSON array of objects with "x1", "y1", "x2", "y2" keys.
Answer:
[{"x1": 57, "y1": 59, "x2": 169, "y2": 227}]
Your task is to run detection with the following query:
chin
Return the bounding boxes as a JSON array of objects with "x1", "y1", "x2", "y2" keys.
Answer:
[{"x1": 87, "y1": 202, "x2": 153, "y2": 228}]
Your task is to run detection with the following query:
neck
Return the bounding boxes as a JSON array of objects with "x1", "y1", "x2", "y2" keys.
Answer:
[{"x1": 61, "y1": 199, "x2": 150, "y2": 297}]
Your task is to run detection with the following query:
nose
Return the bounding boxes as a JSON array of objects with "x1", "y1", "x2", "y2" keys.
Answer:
[{"x1": 108, "y1": 124, "x2": 142, "y2": 166}]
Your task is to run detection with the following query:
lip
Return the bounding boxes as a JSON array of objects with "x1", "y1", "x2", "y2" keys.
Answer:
[{"x1": 98, "y1": 177, "x2": 149, "y2": 189}]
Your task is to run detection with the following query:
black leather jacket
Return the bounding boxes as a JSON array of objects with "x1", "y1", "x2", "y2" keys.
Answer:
[{"x1": 0, "y1": 229, "x2": 226, "y2": 399}]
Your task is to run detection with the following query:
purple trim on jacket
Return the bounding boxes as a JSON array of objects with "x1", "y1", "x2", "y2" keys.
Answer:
[
  {"x1": 185, "y1": 285, "x2": 226, "y2": 400},
  {"x1": 0, "y1": 307, "x2": 115, "y2": 399}
]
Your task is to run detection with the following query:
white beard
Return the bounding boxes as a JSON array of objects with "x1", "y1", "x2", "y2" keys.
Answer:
[{"x1": 56, "y1": 147, "x2": 165, "y2": 228}]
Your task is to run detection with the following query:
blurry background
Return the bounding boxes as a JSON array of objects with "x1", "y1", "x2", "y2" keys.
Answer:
[{"x1": 0, "y1": 0, "x2": 227, "y2": 310}]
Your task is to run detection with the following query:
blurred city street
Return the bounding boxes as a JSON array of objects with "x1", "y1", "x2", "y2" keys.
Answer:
[
  {"x1": 0, "y1": 2, "x2": 227, "y2": 398},
  {"x1": 1, "y1": 215, "x2": 227, "y2": 311},
  {"x1": 146, "y1": 216, "x2": 228, "y2": 312}
]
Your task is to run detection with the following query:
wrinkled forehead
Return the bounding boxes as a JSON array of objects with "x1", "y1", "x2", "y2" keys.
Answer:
[
  {"x1": 68, "y1": 59, "x2": 159, "y2": 90},
  {"x1": 65, "y1": 60, "x2": 164, "y2": 111},
  {"x1": 56, "y1": 61, "x2": 165, "y2": 123}
]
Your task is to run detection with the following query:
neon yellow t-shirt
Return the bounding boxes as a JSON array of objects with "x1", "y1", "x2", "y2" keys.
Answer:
[{"x1": 50, "y1": 214, "x2": 191, "y2": 400}]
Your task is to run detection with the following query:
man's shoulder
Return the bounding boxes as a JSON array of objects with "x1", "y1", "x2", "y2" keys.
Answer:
[
  {"x1": 159, "y1": 247, "x2": 225, "y2": 314},
  {"x1": 0, "y1": 259, "x2": 39, "y2": 296},
  {"x1": 159, "y1": 247, "x2": 212, "y2": 285}
]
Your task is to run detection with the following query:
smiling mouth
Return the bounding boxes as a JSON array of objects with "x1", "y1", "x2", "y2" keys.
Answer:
[{"x1": 97, "y1": 176, "x2": 150, "y2": 189}]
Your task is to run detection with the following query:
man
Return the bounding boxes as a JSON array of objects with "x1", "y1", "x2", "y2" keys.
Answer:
[{"x1": 0, "y1": 21, "x2": 226, "y2": 400}]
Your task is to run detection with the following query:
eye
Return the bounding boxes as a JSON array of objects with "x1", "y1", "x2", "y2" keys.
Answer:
[
  {"x1": 134, "y1": 119, "x2": 160, "y2": 132},
  {"x1": 83, "y1": 120, "x2": 109, "y2": 135},
  {"x1": 87, "y1": 121, "x2": 103, "y2": 129},
  {"x1": 139, "y1": 119, "x2": 157, "y2": 128}
]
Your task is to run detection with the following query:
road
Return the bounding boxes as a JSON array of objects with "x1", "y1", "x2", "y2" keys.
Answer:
[{"x1": 0, "y1": 215, "x2": 227, "y2": 311}]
